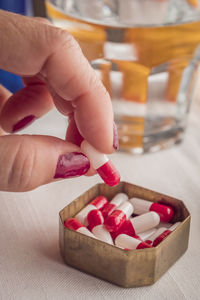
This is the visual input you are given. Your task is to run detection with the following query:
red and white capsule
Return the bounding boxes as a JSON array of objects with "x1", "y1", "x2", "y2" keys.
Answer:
[
  {"x1": 87, "y1": 209, "x2": 113, "y2": 244},
  {"x1": 101, "y1": 193, "x2": 128, "y2": 219},
  {"x1": 115, "y1": 234, "x2": 151, "y2": 250},
  {"x1": 75, "y1": 195, "x2": 108, "y2": 226},
  {"x1": 111, "y1": 217, "x2": 158, "y2": 240},
  {"x1": 120, "y1": 228, "x2": 156, "y2": 243},
  {"x1": 64, "y1": 218, "x2": 97, "y2": 239},
  {"x1": 81, "y1": 140, "x2": 120, "y2": 186},
  {"x1": 104, "y1": 201, "x2": 134, "y2": 232},
  {"x1": 116, "y1": 211, "x2": 160, "y2": 237},
  {"x1": 145, "y1": 222, "x2": 181, "y2": 246},
  {"x1": 129, "y1": 198, "x2": 174, "y2": 222}
]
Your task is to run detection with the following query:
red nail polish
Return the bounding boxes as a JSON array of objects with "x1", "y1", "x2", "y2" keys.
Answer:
[
  {"x1": 113, "y1": 122, "x2": 119, "y2": 150},
  {"x1": 12, "y1": 115, "x2": 36, "y2": 132},
  {"x1": 54, "y1": 152, "x2": 90, "y2": 179}
]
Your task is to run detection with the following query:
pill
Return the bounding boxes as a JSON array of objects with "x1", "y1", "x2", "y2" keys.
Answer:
[
  {"x1": 146, "y1": 222, "x2": 181, "y2": 247},
  {"x1": 92, "y1": 225, "x2": 114, "y2": 245},
  {"x1": 87, "y1": 209, "x2": 104, "y2": 230},
  {"x1": 130, "y1": 211, "x2": 160, "y2": 234},
  {"x1": 129, "y1": 198, "x2": 174, "y2": 222},
  {"x1": 111, "y1": 220, "x2": 157, "y2": 241},
  {"x1": 115, "y1": 234, "x2": 151, "y2": 250},
  {"x1": 119, "y1": 211, "x2": 160, "y2": 236},
  {"x1": 75, "y1": 195, "x2": 108, "y2": 226},
  {"x1": 104, "y1": 201, "x2": 134, "y2": 232},
  {"x1": 137, "y1": 228, "x2": 157, "y2": 241},
  {"x1": 87, "y1": 209, "x2": 113, "y2": 244},
  {"x1": 64, "y1": 218, "x2": 97, "y2": 239},
  {"x1": 81, "y1": 140, "x2": 121, "y2": 186},
  {"x1": 145, "y1": 227, "x2": 167, "y2": 245},
  {"x1": 101, "y1": 193, "x2": 128, "y2": 219},
  {"x1": 110, "y1": 219, "x2": 135, "y2": 240}
]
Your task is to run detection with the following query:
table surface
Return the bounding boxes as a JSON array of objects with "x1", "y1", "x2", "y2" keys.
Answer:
[{"x1": 0, "y1": 99, "x2": 200, "y2": 300}]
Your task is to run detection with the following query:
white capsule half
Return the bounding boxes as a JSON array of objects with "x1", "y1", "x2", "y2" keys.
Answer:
[
  {"x1": 77, "y1": 226, "x2": 97, "y2": 239},
  {"x1": 129, "y1": 198, "x2": 151, "y2": 215},
  {"x1": 111, "y1": 193, "x2": 128, "y2": 207},
  {"x1": 138, "y1": 228, "x2": 157, "y2": 241},
  {"x1": 117, "y1": 201, "x2": 134, "y2": 218},
  {"x1": 92, "y1": 225, "x2": 113, "y2": 245},
  {"x1": 169, "y1": 222, "x2": 181, "y2": 231},
  {"x1": 145, "y1": 227, "x2": 167, "y2": 243},
  {"x1": 130, "y1": 211, "x2": 160, "y2": 234},
  {"x1": 81, "y1": 140, "x2": 108, "y2": 169},
  {"x1": 75, "y1": 204, "x2": 97, "y2": 226},
  {"x1": 115, "y1": 234, "x2": 141, "y2": 249}
]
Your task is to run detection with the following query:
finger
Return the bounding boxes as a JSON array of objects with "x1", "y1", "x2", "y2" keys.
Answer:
[
  {"x1": 65, "y1": 114, "x2": 97, "y2": 176},
  {"x1": 42, "y1": 34, "x2": 114, "y2": 154},
  {"x1": 0, "y1": 82, "x2": 54, "y2": 132},
  {"x1": 0, "y1": 85, "x2": 12, "y2": 135},
  {"x1": 33, "y1": 17, "x2": 52, "y2": 25},
  {"x1": 0, "y1": 10, "x2": 114, "y2": 153},
  {"x1": 0, "y1": 134, "x2": 90, "y2": 192},
  {"x1": 0, "y1": 84, "x2": 12, "y2": 112},
  {"x1": 65, "y1": 113, "x2": 84, "y2": 146}
]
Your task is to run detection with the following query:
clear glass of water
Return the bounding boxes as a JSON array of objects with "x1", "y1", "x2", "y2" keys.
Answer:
[{"x1": 45, "y1": 0, "x2": 200, "y2": 153}]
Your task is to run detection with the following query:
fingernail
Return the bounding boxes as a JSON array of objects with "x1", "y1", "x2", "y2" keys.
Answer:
[
  {"x1": 113, "y1": 122, "x2": 119, "y2": 150},
  {"x1": 12, "y1": 115, "x2": 36, "y2": 132},
  {"x1": 54, "y1": 152, "x2": 90, "y2": 179}
]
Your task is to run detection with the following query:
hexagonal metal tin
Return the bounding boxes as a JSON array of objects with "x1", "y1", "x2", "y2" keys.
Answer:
[{"x1": 59, "y1": 182, "x2": 190, "y2": 287}]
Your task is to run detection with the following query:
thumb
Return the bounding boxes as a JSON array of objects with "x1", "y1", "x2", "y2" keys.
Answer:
[{"x1": 0, "y1": 135, "x2": 90, "y2": 192}]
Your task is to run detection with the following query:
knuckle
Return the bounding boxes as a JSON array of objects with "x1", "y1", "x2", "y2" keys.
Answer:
[
  {"x1": 88, "y1": 70, "x2": 108, "y2": 95},
  {"x1": 88, "y1": 71, "x2": 101, "y2": 89},
  {"x1": 50, "y1": 27, "x2": 81, "y2": 52},
  {"x1": 59, "y1": 29, "x2": 80, "y2": 51},
  {"x1": 43, "y1": 26, "x2": 108, "y2": 98}
]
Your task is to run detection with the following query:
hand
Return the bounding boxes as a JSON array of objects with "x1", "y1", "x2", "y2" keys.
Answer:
[{"x1": 0, "y1": 10, "x2": 118, "y2": 192}]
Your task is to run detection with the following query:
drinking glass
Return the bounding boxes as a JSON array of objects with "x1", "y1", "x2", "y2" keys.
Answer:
[{"x1": 45, "y1": 0, "x2": 200, "y2": 153}]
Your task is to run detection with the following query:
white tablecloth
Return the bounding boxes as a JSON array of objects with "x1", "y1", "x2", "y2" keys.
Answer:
[{"x1": 0, "y1": 100, "x2": 200, "y2": 300}]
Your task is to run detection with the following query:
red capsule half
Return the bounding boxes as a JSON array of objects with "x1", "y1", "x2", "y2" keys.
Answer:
[
  {"x1": 90, "y1": 196, "x2": 108, "y2": 210},
  {"x1": 104, "y1": 201, "x2": 133, "y2": 232},
  {"x1": 87, "y1": 209, "x2": 104, "y2": 231},
  {"x1": 104, "y1": 210, "x2": 127, "y2": 232},
  {"x1": 101, "y1": 203, "x2": 116, "y2": 219},
  {"x1": 64, "y1": 218, "x2": 83, "y2": 231},
  {"x1": 153, "y1": 229, "x2": 171, "y2": 247},
  {"x1": 136, "y1": 241, "x2": 152, "y2": 249},
  {"x1": 111, "y1": 220, "x2": 136, "y2": 240},
  {"x1": 97, "y1": 161, "x2": 121, "y2": 187},
  {"x1": 150, "y1": 203, "x2": 174, "y2": 223}
]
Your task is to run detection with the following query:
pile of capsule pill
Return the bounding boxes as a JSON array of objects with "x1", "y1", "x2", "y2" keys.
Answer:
[{"x1": 64, "y1": 193, "x2": 180, "y2": 250}]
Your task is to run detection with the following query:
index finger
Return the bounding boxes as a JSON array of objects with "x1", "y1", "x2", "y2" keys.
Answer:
[
  {"x1": 0, "y1": 10, "x2": 115, "y2": 153},
  {"x1": 41, "y1": 31, "x2": 114, "y2": 153}
]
